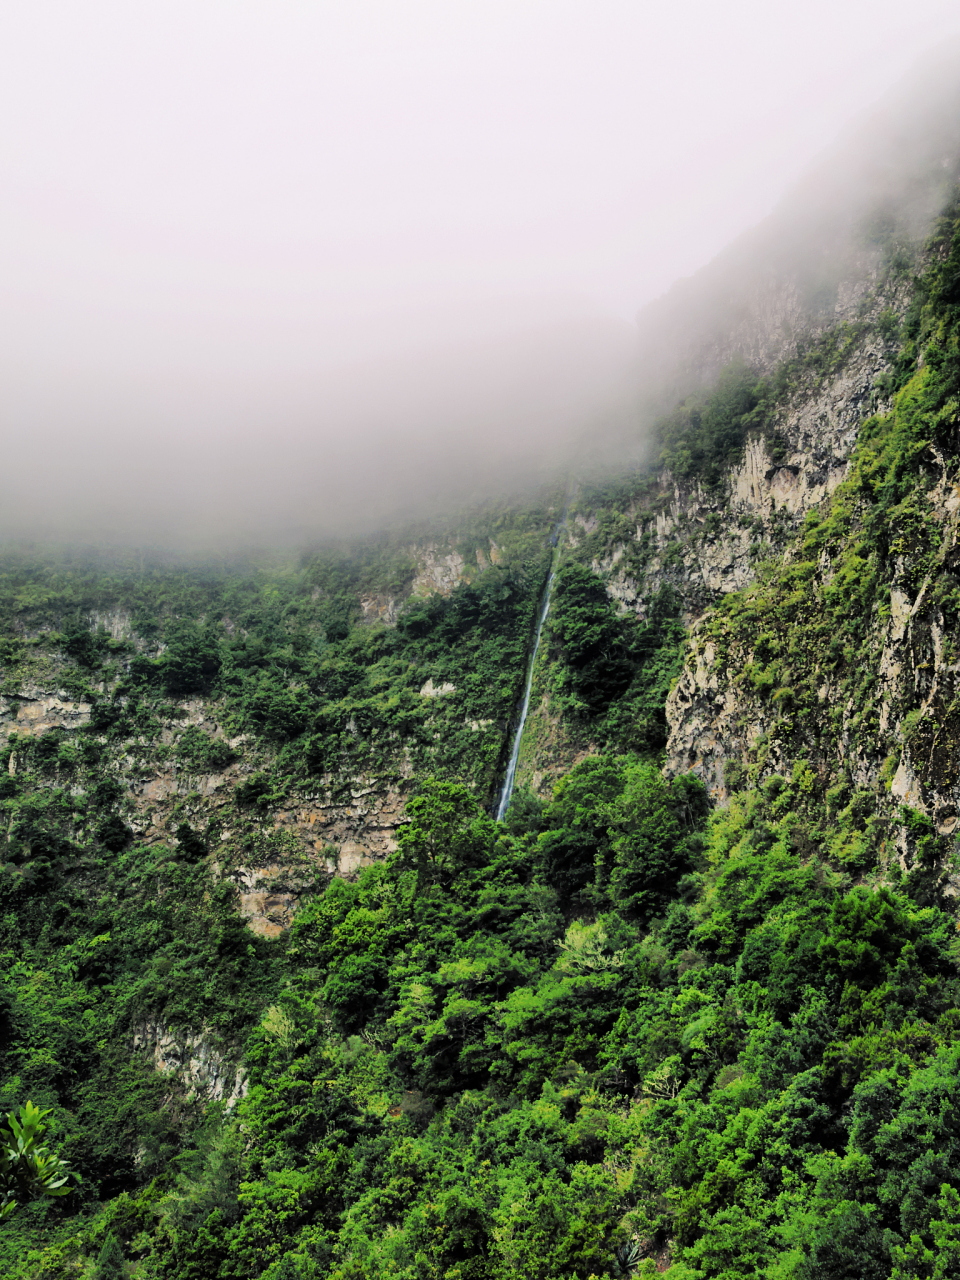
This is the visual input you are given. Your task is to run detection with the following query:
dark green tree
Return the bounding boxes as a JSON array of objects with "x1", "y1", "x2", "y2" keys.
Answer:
[
  {"x1": 393, "y1": 779, "x2": 496, "y2": 891},
  {"x1": 91, "y1": 1232, "x2": 126, "y2": 1280}
]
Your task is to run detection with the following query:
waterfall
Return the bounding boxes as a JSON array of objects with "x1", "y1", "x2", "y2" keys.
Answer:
[{"x1": 495, "y1": 500, "x2": 570, "y2": 822}]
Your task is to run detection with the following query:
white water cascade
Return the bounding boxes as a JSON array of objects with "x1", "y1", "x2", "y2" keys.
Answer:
[{"x1": 495, "y1": 504, "x2": 570, "y2": 822}]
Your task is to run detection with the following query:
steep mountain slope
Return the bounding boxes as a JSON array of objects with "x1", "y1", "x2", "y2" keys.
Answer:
[
  {"x1": 664, "y1": 206, "x2": 960, "y2": 872},
  {"x1": 6, "y1": 74, "x2": 960, "y2": 1280},
  {"x1": 507, "y1": 228, "x2": 921, "y2": 800}
]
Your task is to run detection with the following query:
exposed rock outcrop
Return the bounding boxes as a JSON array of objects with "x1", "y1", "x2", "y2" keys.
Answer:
[
  {"x1": 419, "y1": 678, "x2": 456, "y2": 698},
  {"x1": 411, "y1": 549, "x2": 468, "y2": 597},
  {"x1": 359, "y1": 594, "x2": 401, "y2": 625},
  {"x1": 1, "y1": 687, "x2": 93, "y2": 736},
  {"x1": 2, "y1": 670, "x2": 412, "y2": 936},
  {"x1": 590, "y1": 278, "x2": 913, "y2": 627},
  {"x1": 132, "y1": 1020, "x2": 247, "y2": 1108}
]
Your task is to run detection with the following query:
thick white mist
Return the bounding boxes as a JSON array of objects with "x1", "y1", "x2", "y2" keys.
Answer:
[{"x1": 1, "y1": 2, "x2": 958, "y2": 545}]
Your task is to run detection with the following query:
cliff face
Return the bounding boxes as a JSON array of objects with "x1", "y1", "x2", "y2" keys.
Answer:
[
  {"x1": 653, "y1": 204, "x2": 960, "y2": 894},
  {"x1": 654, "y1": 298, "x2": 915, "y2": 793},
  {"x1": 0, "y1": 647, "x2": 416, "y2": 936},
  {"x1": 601, "y1": 313, "x2": 905, "y2": 621},
  {"x1": 665, "y1": 437, "x2": 960, "y2": 854},
  {"x1": 0, "y1": 519, "x2": 555, "y2": 947},
  {"x1": 506, "y1": 222, "x2": 926, "y2": 800}
]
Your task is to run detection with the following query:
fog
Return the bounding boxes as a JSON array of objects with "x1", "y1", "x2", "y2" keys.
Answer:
[{"x1": 2, "y1": 2, "x2": 959, "y2": 547}]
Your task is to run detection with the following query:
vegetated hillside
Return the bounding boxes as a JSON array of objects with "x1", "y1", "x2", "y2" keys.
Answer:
[{"x1": 7, "y1": 180, "x2": 960, "y2": 1280}]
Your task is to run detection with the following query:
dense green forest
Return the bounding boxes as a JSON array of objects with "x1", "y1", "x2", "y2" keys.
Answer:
[{"x1": 4, "y1": 199, "x2": 960, "y2": 1280}]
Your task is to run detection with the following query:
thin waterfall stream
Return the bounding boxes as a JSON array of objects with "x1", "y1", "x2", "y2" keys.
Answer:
[{"x1": 495, "y1": 502, "x2": 570, "y2": 822}]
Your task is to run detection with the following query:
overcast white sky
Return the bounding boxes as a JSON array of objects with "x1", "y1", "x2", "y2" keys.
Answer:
[{"x1": 2, "y1": 0, "x2": 959, "y2": 544}]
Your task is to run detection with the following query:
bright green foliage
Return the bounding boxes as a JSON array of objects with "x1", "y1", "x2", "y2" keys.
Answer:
[
  {"x1": 604, "y1": 764, "x2": 707, "y2": 916},
  {"x1": 535, "y1": 755, "x2": 706, "y2": 915},
  {"x1": 548, "y1": 564, "x2": 636, "y2": 713},
  {"x1": 14, "y1": 760, "x2": 951, "y2": 1279},
  {"x1": 0, "y1": 1101, "x2": 77, "y2": 1220}
]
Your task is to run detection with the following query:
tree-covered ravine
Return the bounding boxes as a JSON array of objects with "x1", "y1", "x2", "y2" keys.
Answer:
[{"x1": 7, "y1": 194, "x2": 960, "y2": 1280}]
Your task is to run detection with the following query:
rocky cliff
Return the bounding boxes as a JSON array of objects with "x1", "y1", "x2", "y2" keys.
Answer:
[
  {"x1": 504, "y1": 206, "x2": 928, "y2": 800},
  {"x1": 657, "y1": 202, "x2": 960, "y2": 894},
  {"x1": 0, "y1": 517, "x2": 554, "y2": 943}
]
